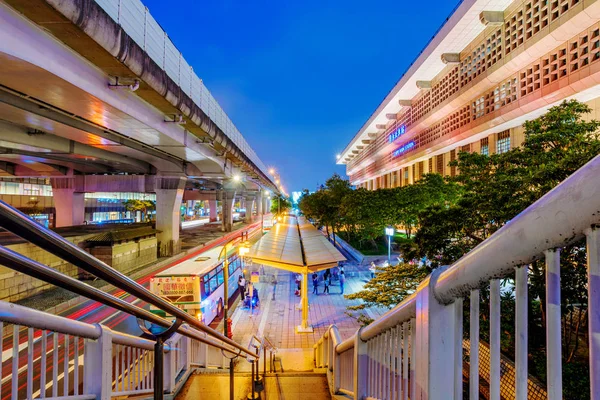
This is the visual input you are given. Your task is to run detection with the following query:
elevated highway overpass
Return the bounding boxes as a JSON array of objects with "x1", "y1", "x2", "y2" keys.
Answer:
[{"x1": 0, "y1": 0, "x2": 277, "y2": 253}]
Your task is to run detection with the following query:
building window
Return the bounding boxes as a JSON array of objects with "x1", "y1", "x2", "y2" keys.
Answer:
[
  {"x1": 461, "y1": 144, "x2": 471, "y2": 153},
  {"x1": 480, "y1": 137, "x2": 489, "y2": 156},
  {"x1": 450, "y1": 150, "x2": 457, "y2": 177},
  {"x1": 428, "y1": 158, "x2": 433, "y2": 173},
  {"x1": 418, "y1": 162, "x2": 424, "y2": 180},
  {"x1": 436, "y1": 155, "x2": 444, "y2": 174},
  {"x1": 496, "y1": 130, "x2": 511, "y2": 154},
  {"x1": 473, "y1": 96, "x2": 485, "y2": 119},
  {"x1": 404, "y1": 167, "x2": 409, "y2": 185}
]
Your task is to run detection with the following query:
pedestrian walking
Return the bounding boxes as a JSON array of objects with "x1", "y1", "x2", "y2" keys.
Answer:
[
  {"x1": 339, "y1": 271, "x2": 345, "y2": 294},
  {"x1": 271, "y1": 274, "x2": 278, "y2": 300},
  {"x1": 239, "y1": 275, "x2": 246, "y2": 301},
  {"x1": 312, "y1": 273, "x2": 319, "y2": 294},
  {"x1": 323, "y1": 276, "x2": 330, "y2": 295},
  {"x1": 369, "y1": 262, "x2": 376, "y2": 279}
]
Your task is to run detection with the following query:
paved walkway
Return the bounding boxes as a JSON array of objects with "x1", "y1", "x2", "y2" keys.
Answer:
[{"x1": 227, "y1": 265, "x2": 387, "y2": 350}]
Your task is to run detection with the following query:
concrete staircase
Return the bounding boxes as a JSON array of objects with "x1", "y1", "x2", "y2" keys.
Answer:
[{"x1": 176, "y1": 371, "x2": 331, "y2": 400}]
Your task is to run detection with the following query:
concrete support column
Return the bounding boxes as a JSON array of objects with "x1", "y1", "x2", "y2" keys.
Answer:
[
  {"x1": 155, "y1": 176, "x2": 186, "y2": 257},
  {"x1": 208, "y1": 199, "x2": 218, "y2": 222},
  {"x1": 221, "y1": 189, "x2": 236, "y2": 232},
  {"x1": 51, "y1": 177, "x2": 85, "y2": 227},
  {"x1": 256, "y1": 191, "x2": 263, "y2": 216},
  {"x1": 245, "y1": 196, "x2": 255, "y2": 223}
]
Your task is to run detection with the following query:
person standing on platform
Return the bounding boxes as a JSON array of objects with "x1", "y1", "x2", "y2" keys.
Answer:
[
  {"x1": 323, "y1": 274, "x2": 330, "y2": 295},
  {"x1": 369, "y1": 262, "x2": 376, "y2": 279},
  {"x1": 271, "y1": 274, "x2": 278, "y2": 300},
  {"x1": 312, "y1": 273, "x2": 319, "y2": 294},
  {"x1": 239, "y1": 275, "x2": 246, "y2": 301},
  {"x1": 339, "y1": 271, "x2": 346, "y2": 294}
]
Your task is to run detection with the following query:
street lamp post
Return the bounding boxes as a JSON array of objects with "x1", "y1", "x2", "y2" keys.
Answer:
[{"x1": 385, "y1": 226, "x2": 395, "y2": 265}]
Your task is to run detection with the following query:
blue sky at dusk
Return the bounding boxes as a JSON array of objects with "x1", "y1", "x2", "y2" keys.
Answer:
[{"x1": 142, "y1": 0, "x2": 459, "y2": 191}]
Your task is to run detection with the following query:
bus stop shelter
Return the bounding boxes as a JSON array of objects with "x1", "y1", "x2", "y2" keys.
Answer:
[{"x1": 244, "y1": 215, "x2": 346, "y2": 332}]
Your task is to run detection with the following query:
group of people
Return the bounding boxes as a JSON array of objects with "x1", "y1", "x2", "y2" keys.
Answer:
[
  {"x1": 238, "y1": 274, "x2": 259, "y2": 308},
  {"x1": 302, "y1": 266, "x2": 345, "y2": 296}
]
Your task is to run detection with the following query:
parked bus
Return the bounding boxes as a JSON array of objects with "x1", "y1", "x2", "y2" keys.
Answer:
[{"x1": 149, "y1": 245, "x2": 243, "y2": 325}]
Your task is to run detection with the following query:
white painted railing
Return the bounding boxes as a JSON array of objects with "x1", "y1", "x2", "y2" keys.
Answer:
[
  {"x1": 315, "y1": 154, "x2": 600, "y2": 400},
  {"x1": 0, "y1": 300, "x2": 233, "y2": 399},
  {"x1": 93, "y1": 0, "x2": 269, "y2": 178}
]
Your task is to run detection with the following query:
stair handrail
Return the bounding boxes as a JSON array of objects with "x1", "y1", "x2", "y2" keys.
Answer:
[{"x1": 0, "y1": 200, "x2": 258, "y2": 359}]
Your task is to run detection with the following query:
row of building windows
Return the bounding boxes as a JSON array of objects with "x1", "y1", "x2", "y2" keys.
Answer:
[
  {"x1": 347, "y1": 16, "x2": 600, "y2": 174},
  {"x1": 358, "y1": 130, "x2": 513, "y2": 190},
  {"x1": 0, "y1": 180, "x2": 157, "y2": 201}
]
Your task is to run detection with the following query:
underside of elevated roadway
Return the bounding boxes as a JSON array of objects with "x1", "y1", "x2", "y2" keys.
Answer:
[{"x1": 0, "y1": 0, "x2": 276, "y2": 194}]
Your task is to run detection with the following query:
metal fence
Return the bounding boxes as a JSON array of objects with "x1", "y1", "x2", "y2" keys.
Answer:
[
  {"x1": 93, "y1": 0, "x2": 269, "y2": 178},
  {"x1": 315, "y1": 153, "x2": 600, "y2": 399}
]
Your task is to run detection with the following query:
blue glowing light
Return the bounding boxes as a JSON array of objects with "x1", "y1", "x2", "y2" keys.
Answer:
[
  {"x1": 388, "y1": 125, "x2": 406, "y2": 143},
  {"x1": 392, "y1": 141, "x2": 415, "y2": 158}
]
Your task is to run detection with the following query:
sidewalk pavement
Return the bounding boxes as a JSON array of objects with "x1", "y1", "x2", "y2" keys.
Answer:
[{"x1": 227, "y1": 265, "x2": 387, "y2": 351}]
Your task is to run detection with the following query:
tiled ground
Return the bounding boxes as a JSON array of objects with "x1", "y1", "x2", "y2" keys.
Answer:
[{"x1": 228, "y1": 265, "x2": 387, "y2": 350}]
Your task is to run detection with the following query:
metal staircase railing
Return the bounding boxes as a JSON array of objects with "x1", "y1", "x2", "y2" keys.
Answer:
[
  {"x1": 0, "y1": 200, "x2": 258, "y2": 399},
  {"x1": 315, "y1": 153, "x2": 600, "y2": 400}
]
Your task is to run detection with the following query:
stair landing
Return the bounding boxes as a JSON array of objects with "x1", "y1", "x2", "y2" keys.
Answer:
[{"x1": 176, "y1": 371, "x2": 331, "y2": 400}]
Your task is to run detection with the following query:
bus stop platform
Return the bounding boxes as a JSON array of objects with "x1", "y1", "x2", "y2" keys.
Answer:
[{"x1": 222, "y1": 264, "x2": 386, "y2": 350}]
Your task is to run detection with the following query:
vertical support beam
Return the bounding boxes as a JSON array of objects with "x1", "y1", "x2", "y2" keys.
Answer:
[
  {"x1": 83, "y1": 325, "x2": 112, "y2": 400},
  {"x1": 256, "y1": 191, "x2": 263, "y2": 216},
  {"x1": 245, "y1": 196, "x2": 255, "y2": 223},
  {"x1": 586, "y1": 228, "x2": 600, "y2": 400},
  {"x1": 470, "y1": 289, "x2": 480, "y2": 400},
  {"x1": 545, "y1": 249, "x2": 562, "y2": 400},
  {"x1": 414, "y1": 267, "x2": 456, "y2": 399},
  {"x1": 515, "y1": 266, "x2": 528, "y2": 400},
  {"x1": 155, "y1": 177, "x2": 186, "y2": 256},
  {"x1": 489, "y1": 279, "x2": 501, "y2": 400},
  {"x1": 208, "y1": 199, "x2": 218, "y2": 222},
  {"x1": 354, "y1": 327, "x2": 368, "y2": 400},
  {"x1": 221, "y1": 189, "x2": 236, "y2": 232},
  {"x1": 454, "y1": 297, "x2": 464, "y2": 400},
  {"x1": 296, "y1": 269, "x2": 313, "y2": 333},
  {"x1": 51, "y1": 176, "x2": 85, "y2": 227}
]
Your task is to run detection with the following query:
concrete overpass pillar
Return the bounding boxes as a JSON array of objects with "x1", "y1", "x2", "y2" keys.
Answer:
[
  {"x1": 221, "y1": 190, "x2": 236, "y2": 232},
  {"x1": 155, "y1": 177, "x2": 186, "y2": 257},
  {"x1": 50, "y1": 177, "x2": 85, "y2": 227},
  {"x1": 208, "y1": 199, "x2": 218, "y2": 222},
  {"x1": 245, "y1": 196, "x2": 255, "y2": 223},
  {"x1": 256, "y1": 191, "x2": 263, "y2": 216},
  {"x1": 53, "y1": 189, "x2": 85, "y2": 227}
]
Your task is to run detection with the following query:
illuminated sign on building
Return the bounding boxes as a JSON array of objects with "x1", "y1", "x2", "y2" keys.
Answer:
[
  {"x1": 388, "y1": 125, "x2": 406, "y2": 143},
  {"x1": 392, "y1": 141, "x2": 415, "y2": 158}
]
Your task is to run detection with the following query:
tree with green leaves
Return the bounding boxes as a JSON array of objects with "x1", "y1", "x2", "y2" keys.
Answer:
[
  {"x1": 348, "y1": 100, "x2": 599, "y2": 399},
  {"x1": 270, "y1": 194, "x2": 292, "y2": 215},
  {"x1": 123, "y1": 199, "x2": 155, "y2": 222}
]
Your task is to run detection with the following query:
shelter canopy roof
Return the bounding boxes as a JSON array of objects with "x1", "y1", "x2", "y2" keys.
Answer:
[{"x1": 245, "y1": 216, "x2": 346, "y2": 273}]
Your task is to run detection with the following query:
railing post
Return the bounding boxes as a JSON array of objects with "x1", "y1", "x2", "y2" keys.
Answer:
[
  {"x1": 353, "y1": 326, "x2": 368, "y2": 400},
  {"x1": 586, "y1": 227, "x2": 600, "y2": 400},
  {"x1": 163, "y1": 336, "x2": 177, "y2": 393},
  {"x1": 545, "y1": 249, "x2": 562, "y2": 400},
  {"x1": 83, "y1": 324, "x2": 112, "y2": 400},
  {"x1": 414, "y1": 266, "x2": 459, "y2": 399}
]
